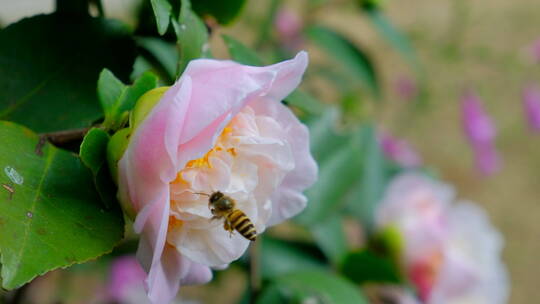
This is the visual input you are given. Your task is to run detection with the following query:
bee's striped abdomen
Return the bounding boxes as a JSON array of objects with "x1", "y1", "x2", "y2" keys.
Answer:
[{"x1": 227, "y1": 209, "x2": 257, "y2": 241}]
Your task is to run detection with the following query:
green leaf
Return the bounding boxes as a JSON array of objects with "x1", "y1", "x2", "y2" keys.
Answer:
[
  {"x1": 79, "y1": 128, "x2": 117, "y2": 209},
  {"x1": 98, "y1": 70, "x2": 159, "y2": 130},
  {"x1": 136, "y1": 37, "x2": 179, "y2": 82},
  {"x1": 0, "y1": 14, "x2": 136, "y2": 132},
  {"x1": 174, "y1": 0, "x2": 209, "y2": 75},
  {"x1": 311, "y1": 215, "x2": 349, "y2": 266},
  {"x1": 306, "y1": 108, "x2": 348, "y2": 163},
  {"x1": 365, "y1": 9, "x2": 421, "y2": 74},
  {"x1": 297, "y1": 120, "x2": 365, "y2": 225},
  {"x1": 222, "y1": 35, "x2": 263, "y2": 66},
  {"x1": 340, "y1": 249, "x2": 402, "y2": 284},
  {"x1": 297, "y1": 143, "x2": 363, "y2": 225},
  {"x1": 306, "y1": 25, "x2": 380, "y2": 99},
  {"x1": 261, "y1": 238, "x2": 326, "y2": 279},
  {"x1": 258, "y1": 270, "x2": 368, "y2": 304},
  {"x1": 191, "y1": 0, "x2": 247, "y2": 25},
  {"x1": 352, "y1": 125, "x2": 387, "y2": 231},
  {"x1": 150, "y1": 0, "x2": 172, "y2": 35},
  {"x1": 0, "y1": 121, "x2": 124, "y2": 289},
  {"x1": 284, "y1": 90, "x2": 325, "y2": 116},
  {"x1": 80, "y1": 128, "x2": 109, "y2": 175},
  {"x1": 97, "y1": 69, "x2": 126, "y2": 118}
]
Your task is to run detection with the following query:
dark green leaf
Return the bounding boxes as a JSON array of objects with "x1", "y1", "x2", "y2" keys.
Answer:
[
  {"x1": 97, "y1": 69, "x2": 126, "y2": 118},
  {"x1": 353, "y1": 125, "x2": 387, "y2": 231},
  {"x1": 131, "y1": 56, "x2": 154, "y2": 81},
  {"x1": 79, "y1": 128, "x2": 117, "y2": 209},
  {"x1": 0, "y1": 121, "x2": 124, "y2": 289},
  {"x1": 261, "y1": 238, "x2": 326, "y2": 279},
  {"x1": 136, "y1": 37, "x2": 179, "y2": 82},
  {"x1": 191, "y1": 0, "x2": 247, "y2": 25},
  {"x1": 340, "y1": 249, "x2": 402, "y2": 284},
  {"x1": 55, "y1": 0, "x2": 89, "y2": 14},
  {"x1": 306, "y1": 108, "x2": 348, "y2": 163},
  {"x1": 79, "y1": 128, "x2": 109, "y2": 175},
  {"x1": 311, "y1": 215, "x2": 349, "y2": 266},
  {"x1": 255, "y1": 0, "x2": 280, "y2": 48},
  {"x1": 150, "y1": 0, "x2": 172, "y2": 35},
  {"x1": 284, "y1": 90, "x2": 325, "y2": 116},
  {"x1": 306, "y1": 25, "x2": 380, "y2": 99},
  {"x1": 222, "y1": 35, "x2": 263, "y2": 66},
  {"x1": 174, "y1": 0, "x2": 209, "y2": 75},
  {"x1": 0, "y1": 14, "x2": 136, "y2": 132},
  {"x1": 98, "y1": 70, "x2": 158, "y2": 130},
  {"x1": 297, "y1": 124, "x2": 364, "y2": 225},
  {"x1": 365, "y1": 9, "x2": 421, "y2": 74},
  {"x1": 258, "y1": 270, "x2": 368, "y2": 304}
]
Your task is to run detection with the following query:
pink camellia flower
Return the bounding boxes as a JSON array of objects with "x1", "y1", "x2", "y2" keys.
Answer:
[
  {"x1": 394, "y1": 75, "x2": 418, "y2": 102},
  {"x1": 376, "y1": 173, "x2": 509, "y2": 304},
  {"x1": 379, "y1": 131, "x2": 422, "y2": 168},
  {"x1": 522, "y1": 84, "x2": 540, "y2": 131},
  {"x1": 108, "y1": 256, "x2": 148, "y2": 304},
  {"x1": 529, "y1": 38, "x2": 540, "y2": 63},
  {"x1": 116, "y1": 52, "x2": 317, "y2": 303},
  {"x1": 274, "y1": 9, "x2": 304, "y2": 51},
  {"x1": 460, "y1": 90, "x2": 501, "y2": 175}
]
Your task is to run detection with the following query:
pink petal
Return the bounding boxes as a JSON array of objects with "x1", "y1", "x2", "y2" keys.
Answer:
[{"x1": 249, "y1": 97, "x2": 318, "y2": 225}]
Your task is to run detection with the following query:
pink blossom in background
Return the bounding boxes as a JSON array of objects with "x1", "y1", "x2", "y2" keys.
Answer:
[
  {"x1": 528, "y1": 38, "x2": 540, "y2": 63},
  {"x1": 522, "y1": 85, "x2": 540, "y2": 131},
  {"x1": 108, "y1": 256, "x2": 148, "y2": 304},
  {"x1": 117, "y1": 52, "x2": 317, "y2": 304},
  {"x1": 460, "y1": 90, "x2": 501, "y2": 175},
  {"x1": 376, "y1": 173, "x2": 509, "y2": 304},
  {"x1": 394, "y1": 75, "x2": 418, "y2": 102},
  {"x1": 379, "y1": 131, "x2": 422, "y2": 168},
  {"x1": 274, "y1": 9, "x2": 304, "y2": 51}
]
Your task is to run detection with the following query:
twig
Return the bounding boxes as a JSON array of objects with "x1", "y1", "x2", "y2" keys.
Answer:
[
  {"x1": 35, "y1": 127, "x2": 91, "y2": 155},
  {"x1": 40, "y1": 127, "x2": 91, "y2": 145},
  {"x1": 249, "y1": 238, "x2": 261, "y2": 302}
]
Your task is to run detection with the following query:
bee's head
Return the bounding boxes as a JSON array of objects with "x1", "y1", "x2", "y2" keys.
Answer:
[
  {"x1": 209, "y1": 191, "x2": 224, "y2": 204},
  {"x1": 209, "y1": 191, "x2": 234, "y2": 211}
]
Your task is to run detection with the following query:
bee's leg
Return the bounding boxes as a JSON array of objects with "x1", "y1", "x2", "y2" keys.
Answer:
[
  {"x1": 223, "y1": 220, "x2": 234, "y2": 237},
  {"x1": 210, "y1": 209, "x2": 220, "y2": 221}
]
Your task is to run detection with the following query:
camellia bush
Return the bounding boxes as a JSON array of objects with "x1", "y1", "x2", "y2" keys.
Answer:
[{"x1": 0, "y1": 0, "x2": 509, "y2": 303}]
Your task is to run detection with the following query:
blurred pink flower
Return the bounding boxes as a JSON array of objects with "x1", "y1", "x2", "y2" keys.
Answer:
[
  {"x1": 394, "y1": 75, "x2": 418, "y2": 102},
  {"x1": 460, "y1": 90, "x2": 501, "y2": 175},
  {"x1": 529, "y1": 38, "x2": 540, "y2": 63},
  {"x1": 379, "y1": 131, "x2": 422, "y2": 168},
  {"x1": 108, "y1": 256, "x2": 148, "y2": 304},
  {"x1": 522, "y1": 85, "x2": 540, "y2": 131},
  {"x1": 376, "y1": 173, "x2": 509, "y2": 304},
  {"x1": 117, "y1": 52, "x2": 317, "y2": 303},
  {"x1": 274, "y1": 9, "x2": 304, "y2": 51}
]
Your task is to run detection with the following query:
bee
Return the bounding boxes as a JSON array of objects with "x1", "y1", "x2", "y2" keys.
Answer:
[{"x1": 196, "y1": 191, "x2": 257, "y2": 241}]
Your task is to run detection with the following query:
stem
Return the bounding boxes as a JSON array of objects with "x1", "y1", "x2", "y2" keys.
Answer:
[
  {"x1": 249, "y1": 238, "x2": 261, "y2": 301},
  {"x1": 35, "y1": 127, "x2": 91, "y2": 155},
  {"x1": 40, "y1": 127, "x2": 91, "y2": 145}
]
